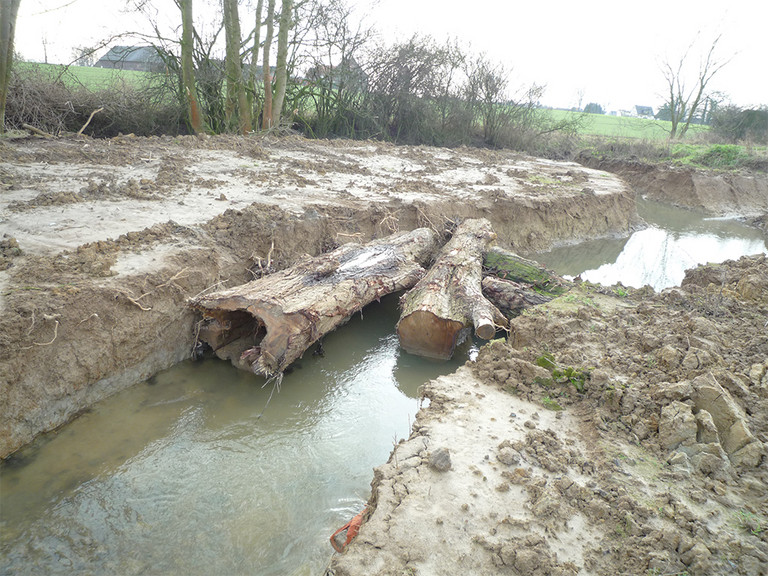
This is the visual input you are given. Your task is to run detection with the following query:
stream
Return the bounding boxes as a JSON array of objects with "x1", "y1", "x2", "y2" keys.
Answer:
[
  {"x1": 533, "y1": 199, "x2": 767, "y2": 291},
  {"x1": 0, "y1": 295, "x2": 472, "y2": 575},
  {"x1": 2, "y1": 200, "x2": 766, "y2": 575}
]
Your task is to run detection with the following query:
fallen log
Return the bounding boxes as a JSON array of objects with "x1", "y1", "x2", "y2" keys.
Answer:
[
  {"x1": 482, "y1": 276, "x2": 553, "y2": 317},
  {"x1": 483, "y1": 246, "x2": 569, "y2": 297},
  {"x1": 397, "y1": 219, "x2": 507, "y2": 360},
  {"x1": 190, "y1": 228, "x2": 439, "y2": 376}
]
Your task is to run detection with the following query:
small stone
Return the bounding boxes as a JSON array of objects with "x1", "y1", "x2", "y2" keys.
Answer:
[
  {"x1": 524, "y1": 420, "x2": 536, "y2": 429},
  {"x1": 429, "y1": 447, "x2": 452, "y2": 472},
  {"x1": 497, "y1": 447, "x2": 520, "y2": 466}
]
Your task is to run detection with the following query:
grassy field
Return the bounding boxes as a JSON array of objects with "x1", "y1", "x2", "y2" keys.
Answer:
[
  {"x1": 546, "y1": 108, "x2": 709, "y2": 140},
  {"x1": 16, "y1": 62, "x2": 149, "y2": 90}
]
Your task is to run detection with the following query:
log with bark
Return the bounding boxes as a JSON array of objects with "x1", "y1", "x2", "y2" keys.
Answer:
[
  {"x1": 482, "y1": 276, "x2": 553, "y2": 317},
  {"x1": 483, "y1": 246, "x2": 569, "y2": 297},
  {"x1": 397, "y1": 219, "x2": 508, "y2": 360},
  {"x1": 190, "y1": 228, "x2": 439, "y2": 376},
  {"x1": 481, "y1": 246, "x2": 570, "y2": 317}
]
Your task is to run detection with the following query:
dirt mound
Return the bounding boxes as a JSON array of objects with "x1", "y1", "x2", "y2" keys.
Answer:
[{"x1": 330, "y1": 255, "x2": 768, "y2": 576}]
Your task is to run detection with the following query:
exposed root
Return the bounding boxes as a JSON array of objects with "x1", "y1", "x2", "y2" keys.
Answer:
[
  {"x1": 115, "y1": 289, "x2": 153, "y2": 311},
  {"x1": 77, "y1": 313, "x2": 100, "y2": 326},
  {"x1": 257, "y1": 372, "x2": 284, "y2": 419},
  {"x1": 21, "y1": 319, "x2": 59, "y2": 349}
]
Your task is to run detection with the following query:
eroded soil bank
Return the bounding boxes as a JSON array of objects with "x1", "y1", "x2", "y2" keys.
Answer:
[
  {"x1": 579, "y1": 155, "x2": 768, "y2": 219},
  {"x1": 1, "y1": 133, "x2": 636, "y2": 458}
]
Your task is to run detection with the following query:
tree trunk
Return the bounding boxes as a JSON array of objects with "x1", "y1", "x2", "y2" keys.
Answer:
[
  {"x1": 179, "y1": 0, "x2": 205, "y2": 134},
  {"x1": 481, "y1": 276, "x2": 553, "y2": 317},
  {"x1": 261, "y1": 0, "x2": 275, "y2": 129},
  {"x1": 222, "y1": 0, "x2": 251, "y2": 134},
  {"x1": 0, "y1": 0, "x2": 21, "y2": 134},
  {"x1": 397, "y1": 219, "x2": 507, "y2": 360},
  {"x1": 270, "y1": 0, "x2": 291, "y2": 127},
  {"x1": 248, "y1": 0, "x2": 264, "y2": 122},
  {"x1": 191, "y1": 228, "x2": 439, "y2": 376},
  {"x1": 483, "y1": 246, "x2": 568, "y2": 297}
]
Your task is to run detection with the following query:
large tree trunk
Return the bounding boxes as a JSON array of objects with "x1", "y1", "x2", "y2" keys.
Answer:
[
  {"x1": 191, "y1": 228, "x2": 439, "y2": 376},
  {"x1": 179, "y1": 0, "x2": 205, "y2": 134},
  {"x1": 0, "y1": 0, "x2": 21, "y2": 134},
  {"x1": 270, "y1": 0, "x2": 291, "y2": 127},
  {"x1": 261, "y1": 0, "x2": 275, "y2": 129},
  {"x1": 222, "y1": 0, "x2": 251, "y2": 134},
  {"x1": 248, "y1": 0, "x2": 264, "y2": 122},
  {"x1": 397, "y1": 219, "x2": 507, "y2": 360}
]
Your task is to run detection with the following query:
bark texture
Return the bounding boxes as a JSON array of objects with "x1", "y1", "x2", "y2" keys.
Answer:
[
  {"x1": 482, "y1": 276, "x2": 552, "y2": 317},
  {"x1": 191, "y1": 228, "x2": 439, "y2": 375},
  {"x1": 397, "y1": 219, "x2": 507, "y2": 360}
]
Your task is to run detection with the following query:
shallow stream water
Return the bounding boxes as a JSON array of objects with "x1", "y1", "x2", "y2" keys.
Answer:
[
  {"x1": 0, "y1": 295, "x2": 472, "y2": 575},
  {"x1": 533, "y1": 199, "x2": 767, "y2": 291}
]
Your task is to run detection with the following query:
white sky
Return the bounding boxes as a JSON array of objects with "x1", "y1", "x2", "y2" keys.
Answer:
[{"x1": 14, "y1": 0, "x2": 768, "y2": 111}]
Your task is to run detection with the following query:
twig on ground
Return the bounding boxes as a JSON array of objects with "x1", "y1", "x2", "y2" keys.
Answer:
[{"x1": 22, "y1": 123, "x2": 53, "y2": 138}]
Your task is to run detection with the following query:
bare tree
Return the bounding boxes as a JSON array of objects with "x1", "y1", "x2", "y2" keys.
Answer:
[
  {"x1": 0, "y1": 0, "x2": 21, "y2": 133},
  {"x1": 178, "y1": 0, "x2": 205, "y2": 133},
  {"x1": 222, "y1": 0, "x2": 251, "y2": 133},
  {"x1": 660, "y1": 34, "x2": 731, "y2": 139}
]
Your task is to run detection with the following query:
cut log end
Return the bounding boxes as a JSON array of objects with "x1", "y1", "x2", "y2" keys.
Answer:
[
  {"x1": 397, "y1": 311, "x2": 466, "y2": 360},
  {"x1": 473, "y1": 316, "x2": 498, "y2": 340}
]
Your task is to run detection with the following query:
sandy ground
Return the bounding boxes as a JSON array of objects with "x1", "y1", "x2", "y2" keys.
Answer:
[{"x1": 2, "y1": 133, "x2": 767, "y2": 576}]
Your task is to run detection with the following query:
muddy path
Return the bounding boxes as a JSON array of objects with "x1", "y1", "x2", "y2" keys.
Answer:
[{"x1": 1, "y1": 133, "x2": 637, "y2": 458}]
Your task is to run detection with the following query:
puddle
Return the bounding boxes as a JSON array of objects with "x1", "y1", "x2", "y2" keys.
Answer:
[
  {"x1": 533, "y1": 199, "x2": 768, "y2": 291},
  {"x1": 0, "y1": 295, "x2": 473, "y2": 575}
]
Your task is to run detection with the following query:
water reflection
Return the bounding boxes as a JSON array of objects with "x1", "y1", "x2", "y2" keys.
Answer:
[
  {"x1": 0, "y1": 295, "x2": 470, "y2": 576},
  {"x1": 535, "y1": 199, "x2": 767, "y2": 291}
]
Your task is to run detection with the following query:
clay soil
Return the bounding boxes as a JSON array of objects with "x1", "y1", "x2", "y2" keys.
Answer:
[{"x1": 1, "y1": 133, "x2": 767, "y2": 576}]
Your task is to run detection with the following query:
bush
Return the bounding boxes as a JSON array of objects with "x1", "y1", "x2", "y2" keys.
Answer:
[
  {"x1": 711, "y1": 105, "x2": 768, "y2": 144},
  {"x1": 5, "y1": 64, "x2": 185, "y2": 137}
]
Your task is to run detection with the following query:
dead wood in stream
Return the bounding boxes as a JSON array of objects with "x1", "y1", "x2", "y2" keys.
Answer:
[
  {"x1": 189, "y1": 228, "x2": 439, "y2": 375},
  {"x1": 397, "y1": 219, "x2": 508, "y2": 360}
]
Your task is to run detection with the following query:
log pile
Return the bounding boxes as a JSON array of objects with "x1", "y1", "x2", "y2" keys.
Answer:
[
  {"x1": 189, "y1": 220, "x2": 570, "y2": 374},
  {"x1": 190, "y1": 228, "x2": 439, "y2": 376}
]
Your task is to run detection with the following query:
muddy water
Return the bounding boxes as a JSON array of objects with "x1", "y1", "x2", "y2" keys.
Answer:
[
  {"x1": 534, "y1": 199, "x2": 768, "y2": 291},
  {"x1": 0, "y1": 295, "x2": 473, "y2": 575}
]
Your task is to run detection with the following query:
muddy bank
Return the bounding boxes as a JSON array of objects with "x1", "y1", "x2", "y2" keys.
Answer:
[
  {"x1": 330, "y1": 255, "x2": 768, "y2": 576},
  {"x1": 579, "y1": 155, "x2": 768, "y2": 221},
  {"x1": 0, "y1": 134, "x2": 637, "y2": 458}
]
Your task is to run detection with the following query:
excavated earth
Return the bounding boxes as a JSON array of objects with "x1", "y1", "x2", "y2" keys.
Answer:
[{"x1": 1, "y1": 134, "x2": 767, "y2": 576}]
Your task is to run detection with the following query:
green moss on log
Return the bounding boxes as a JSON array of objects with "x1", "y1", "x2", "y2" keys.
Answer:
[{"x1": 483, "y1": 247, "x2": 569, "y2": 297}]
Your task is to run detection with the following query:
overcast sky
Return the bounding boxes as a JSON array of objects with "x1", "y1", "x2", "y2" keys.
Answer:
[{"x1": 14, "y1": 0, "x2": 768, "y2": 112}]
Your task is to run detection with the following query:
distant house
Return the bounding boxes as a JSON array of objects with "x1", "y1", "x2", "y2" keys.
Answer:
[
  {"x1": 94, "y1": 46, "x2": 165, "y2": 72},
  {"x1": 635, "y1": 105, "x2": 654, "y2": 119}
]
